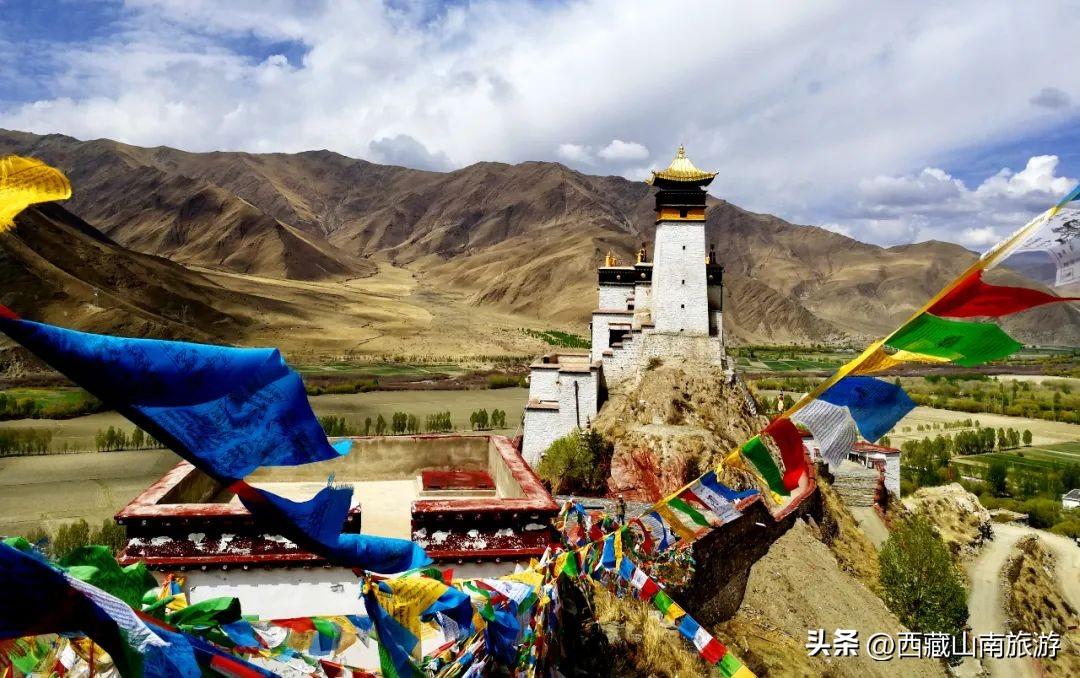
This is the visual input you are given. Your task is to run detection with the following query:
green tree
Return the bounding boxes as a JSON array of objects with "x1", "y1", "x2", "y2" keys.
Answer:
[
  {"x1": 91, "y1": 519, "x2": 127, "y2": 555},
  {"x1": 375, "y1": 414, "x2": 387, "y2": 436},
  {"x1": 987, "y1": 460, "x2": 1009, "y2": 497},
  {"x1": 536, "y1": 429, "x2": 614, "y2": 495},
  {"x1": 1022, "y1": 429, "x2": 1032, "y2": 446},
  {"x1": 879, "y1": 518, "x2": 968, "y2": 636},
  {"x1": 364, "y1": 417, "x2": 372, "y2": 436},
  {"x1": 51, "y1": 519, "x2": 91, "y2": 561}
]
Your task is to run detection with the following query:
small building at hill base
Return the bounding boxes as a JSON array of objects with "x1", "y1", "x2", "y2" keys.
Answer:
[
  {"x1": 522, "y1": 147, "x2": 731, "y2": 466},
  {"x1": 116, "y1": 434, "x2": 558, "y2": 619},
  {"x1": 849, "y1": 441, "x2": 901, "y2": 498}
]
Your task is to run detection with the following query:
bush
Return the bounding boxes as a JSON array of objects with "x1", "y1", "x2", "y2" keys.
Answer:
[
  {"x1": 879, "y1": 517, "x2": 968, "y2": 636},
  {"x1": 1021, "y1": 498, "x2": 1061, "y2": 529},
  {"x1": 537, "y1": 429, "x2": 613, "y2": 495},
  {"x1": 487, "y1": 374, "x2": 522, "y2": 389}
]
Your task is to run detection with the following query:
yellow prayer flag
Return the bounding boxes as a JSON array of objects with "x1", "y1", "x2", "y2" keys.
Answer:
[
  {"x1": 374, "y1": 575, "x2": 449, "y2": 659},
  {"x1": 0, "y1": 156, "x2": 71, "y2": 230},
  {"x1": 655, "y1": 503, "x2": 696, "y2": 543},
  {"x1": 851, "y1": 346, "x2": 950, "y2": 375}
]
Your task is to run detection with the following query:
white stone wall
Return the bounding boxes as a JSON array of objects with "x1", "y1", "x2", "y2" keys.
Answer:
[
  {"x1": 651, "y1": 221, "x2": 709, "y2": 335},
  {"x1": 591, "y1": 312, "x2": 633, "y2": 362},
  {"x1": 522, "y1": 407, "x2": 561, "y2": 467},
  {"x1": 598, "y1": 283, "x2": 631, "y2": 309},
  {"x1": 634, "y1": 283, "x2": 653, "y2": 325},
  {"x1": 528, "y1": 367, "x2": 559, "y2": 401},
  {"x1": 603, "y1": 333, "x2": 646, "y2": 386},
  {"x1": 638, "y1": 332, "x2": 725, "y2": 365},
  {"x1": 884, "y1": 455, "x2": 900, "y2": 498},
  {"x1": 557, "y1": 371, "x2": 599, "y2": 432}
]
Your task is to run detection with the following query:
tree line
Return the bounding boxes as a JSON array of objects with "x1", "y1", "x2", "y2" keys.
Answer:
[
  {"x1": 94, "y1": 426, "x2": 167, "y2": 452},
  {"x1": 318, "y1": 408, "x2": 512, "y2": 437}
]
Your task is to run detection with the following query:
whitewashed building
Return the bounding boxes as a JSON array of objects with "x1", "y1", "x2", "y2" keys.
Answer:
[{"x1": 522, "y1": 147, "x2": 728, "y2": 466}]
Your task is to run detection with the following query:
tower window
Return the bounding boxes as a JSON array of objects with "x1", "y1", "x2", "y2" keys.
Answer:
[
  {"x1": 681, "y1": 279, "x2": 685, "y2": 285},
  {"x1": 682, "y1": 245, "x2": 686, "y2": 251},
  {"x1": 680, "y1": 304, "x2": 685, "y2": 309},
  {"x1": 679, "y1": 208, "x2": 687, "y2": 218}
]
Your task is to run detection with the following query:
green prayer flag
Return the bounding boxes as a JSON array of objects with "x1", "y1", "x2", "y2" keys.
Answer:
[
  {"x1": 668, "y1": 497, "x2": 710, "y2": 528},
  {"x1": 166, "y1": 596, "x2": 241, "y2": 629},
  {"x1": 719, "y1": 652, "x2": 743, "y2": 677},
  {"x1": 562, "y1": 551, "x2": 580, "y2": 577},
  {"x1": 741, "y1": 436, "x2": 789, "y2": 497},
  {"x1": 60, "y1": 545, "x2": 158, "y2": 609},
  {"x1": 885, "y1": 313, "x2": 1022, "y2": 367},
  {"x1": 653, "y1": 590, "x2": 673, "y2": 615},
  {"x1": 311, "y1": 616, "x2": 340, "y2": 639}
]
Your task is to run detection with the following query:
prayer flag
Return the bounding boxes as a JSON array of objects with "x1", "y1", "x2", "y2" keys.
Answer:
[
  {"x1": 819, "y1": 376, "x2": 915, "y2": 442},
  {"x1": 0, "y1": 542, "x2": 200, "y2": 677},
  {"x1": 655, "y1": 502, "x2": 698, "y2": 543},
  {"x1": 790, "y1": 400, "x2": 858, "y2": 468},
  {"x1": 232, "y1": 481, "x2": 430, "y2": 573},
  {"x1": 719, "y1": 652, "x2": 755, "y2": 678},
  {"x1": 0, "y1": 155, "x2": 71, "y2": 229},
  {"x1": 699, "y1": 471, "x2": 758, "y2": 502},
  {"x1": 762, "y1": 417, "x2": 808, "y2": 491},
  {"x1": 928, "y1": 270, "x2": 1079, "y2": 318},
  {"x1": 0, "y1": 313, "x2": 343, "y2": 481},
  {"x1": 739, "y1": 436, "x2": 788, "y2": 497},
  {"x1": 668, "y1": 495, "x2": 712, "y2": 528},
  {"x1": 983, "y1": 189, "x2": 1080, "y2": 287},
  {"x1": 639, "y1": 512, "x2": 674, "y2": 552},
  {"x1": 884, "y1": 313, "x2": 1022, "y2": 367},
  {"x1": 851, "y1": 346, "x2": 949, "y2": 374}
]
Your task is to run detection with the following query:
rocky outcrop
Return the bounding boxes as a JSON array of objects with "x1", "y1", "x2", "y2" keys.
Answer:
[
  {"x1": 593, "y1": 362, "x2": 765, "y2": 502},
  {"x1": 902, "y1": 483, "x2": 992, "y2": 560}
]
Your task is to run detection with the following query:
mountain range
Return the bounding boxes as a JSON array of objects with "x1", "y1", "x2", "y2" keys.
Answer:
[{"x1": 1, "y1": 128, "x2": 1077, "y2": 350}]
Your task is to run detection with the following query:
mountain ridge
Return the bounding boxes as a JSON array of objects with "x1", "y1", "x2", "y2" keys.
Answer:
[{"x1": 1, "y1": 128, "x2": 1076, "y2": 347}]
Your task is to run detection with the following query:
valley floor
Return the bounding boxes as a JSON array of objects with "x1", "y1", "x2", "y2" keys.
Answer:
[{"x1": 193, "y1": 260, "x2": 569, "y2": 361}]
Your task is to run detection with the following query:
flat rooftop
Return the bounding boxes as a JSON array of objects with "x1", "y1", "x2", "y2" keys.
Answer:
[{"x1": 116, "y1": 435, "x2": 558, "y2": 568}]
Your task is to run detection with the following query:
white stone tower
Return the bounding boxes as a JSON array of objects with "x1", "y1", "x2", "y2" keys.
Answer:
[{"x1": 648, "y1": 146, "x2": 717, "y2": 336}]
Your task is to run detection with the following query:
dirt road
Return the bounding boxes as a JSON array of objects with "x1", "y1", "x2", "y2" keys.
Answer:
[{"x1": 961, "y1": 522, "x2": 1080, "y2": 678}]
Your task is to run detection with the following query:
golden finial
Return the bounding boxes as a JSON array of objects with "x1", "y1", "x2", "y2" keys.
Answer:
[
  {"x1": 646, "y1": 145, "x2": 716, "y2": 185},
  {"x1": 604, "y1": 251, "x2": 618, "y2": 267}
]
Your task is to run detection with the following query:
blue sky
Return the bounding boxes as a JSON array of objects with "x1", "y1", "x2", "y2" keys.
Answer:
[{"x1": 2, "y1": 0, "x2": 1079, "y2": 249}]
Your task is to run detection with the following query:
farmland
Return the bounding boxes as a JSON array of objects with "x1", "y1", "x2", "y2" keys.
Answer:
[{"x1": 950, "y1": 441, "x2": 1080, "y2": 477}]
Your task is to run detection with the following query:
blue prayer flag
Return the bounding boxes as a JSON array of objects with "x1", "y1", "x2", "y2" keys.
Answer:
[
  {"x1": 0, "y1": 314, "x2": 341, "y2": 480},
  {"x1": 819, "y1": 376, "x2": 916, "y2": 442}
]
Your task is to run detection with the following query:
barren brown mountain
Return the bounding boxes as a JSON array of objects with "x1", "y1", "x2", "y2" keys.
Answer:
[{"x1": 1, "y1": 129, "x2": 1076, "y2": 348}]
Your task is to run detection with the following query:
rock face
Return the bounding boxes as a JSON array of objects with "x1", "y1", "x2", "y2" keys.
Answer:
[
  {"x1": 592, "y1": 362, "x2": 764, "y2": 502},
  {"x1": 1003, "y1": 536, "x2": 1080, "y2": 676},
  {"x1": 902, "y1": 483, "x2": 992, "y2": 560},
  {"x1": 717, "y1": 521, "x2": 947, "y2": 678}
]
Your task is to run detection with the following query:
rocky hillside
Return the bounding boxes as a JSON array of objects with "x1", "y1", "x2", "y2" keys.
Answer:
[
  {"x1": 2, "y1": 129, "x2": 1077, "y2": 345},
  {"x1": 0, "y1": 203, "x2": 275, "y2": 341},
  {"x1": 593, "y1": 362, "x2": 765, "y2": 501}
]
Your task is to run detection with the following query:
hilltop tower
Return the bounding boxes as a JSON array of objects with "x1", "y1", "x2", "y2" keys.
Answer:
[
  {"x1": 648, "y1": 145, "x2": 718, "y2": 336},
  {"x1": 521, "y1": 146, "x2": 729, "y2": 467}
]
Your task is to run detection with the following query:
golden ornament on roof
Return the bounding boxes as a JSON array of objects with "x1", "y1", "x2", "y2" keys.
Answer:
[{"x1": 646, "y1": 145, "x2": 717, "y2": 185}]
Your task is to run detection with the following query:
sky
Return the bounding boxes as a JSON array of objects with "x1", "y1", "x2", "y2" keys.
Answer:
[{"x1": 1, "y1": 0, "x2": 1079, "y2": 250}]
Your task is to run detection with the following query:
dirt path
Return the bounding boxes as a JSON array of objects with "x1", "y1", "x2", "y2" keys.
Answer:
[
  {"x1": 849, "y1": 506, "x2": 889, "y2": 549},
  {"x1": 961, "y1": 523, "x2": 1080, "y2": 678}
]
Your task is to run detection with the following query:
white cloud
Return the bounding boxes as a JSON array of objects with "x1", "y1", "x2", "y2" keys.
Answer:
[
  {"x1": 840, "y1": 155, "x2": 1079, "y2": 247},
  {"x1": 2, "y1": 1, "x2": 1080, "y2": 248},
  {"x1": 597, "y1": 139, "x2": 649, "y2": 162},
  {"x1": 556, "y1": 143, "x2": 593, "y2": 164}
]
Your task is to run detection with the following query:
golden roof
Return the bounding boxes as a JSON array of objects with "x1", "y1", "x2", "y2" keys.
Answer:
[{"x1": 646, "y1": 145, "x2": 717, "y2": 184}]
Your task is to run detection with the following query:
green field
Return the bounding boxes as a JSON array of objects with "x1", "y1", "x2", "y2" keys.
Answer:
[
  {"x1": 296, "y1": 361, "x2": 464, "y2": 377},
  {"x1": 950, "y1": 441, "x2": 1080, "y2": 476},
  {"x1": 1, "y1": 387, "x2": 89, "y2": 408}
]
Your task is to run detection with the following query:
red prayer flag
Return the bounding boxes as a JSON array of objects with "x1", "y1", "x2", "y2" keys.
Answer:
[
  {"x1": 639, "y1": 577, "x2": 660, "y2": 600},
  {"x1": 700, "y1": 638, "x2": 727, "y2": 664},
  {"x1": 929, "y1": 270, "x2": 1079, "y2": 318},
  {"x1": 763, "y1": 417, "x2": 808, "y2": 491}
]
